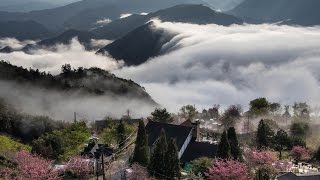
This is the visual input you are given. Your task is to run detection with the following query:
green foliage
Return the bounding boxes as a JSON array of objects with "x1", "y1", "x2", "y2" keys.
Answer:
[
  {"x1": 249, "y1": 98, "x2": 270, "y2": 116},
  {"x1": 151, "y1": 108, "x2": 173, "y2": 123},
  {"x1": 217, "y1": 131, "x2": 231, "y2": 159},
  {"x1": 0, "y1": 99, "x2": 64, "y2": 143},
  {"x1": 227, "y1": 127, "x2": 241, "y2": 160},
  {"x1": 164, "y1": 138, "x2": 180, "y2": 178},
  {"x1": 117, "y1": 120, "x2": 127, "y2": 148},
  {"x1": 190, "y1": 157, "x2": 212, "y2": 175},
  {"x1": 187, "y1": 171, "x2": 205, "y2": 180},
  {"x1": 254, "y1": 165, "x2": 276, "y2": 180},
  {"x1": 290, "y1": 121, "x2": 310, "y2": 139},
  {"x1": 31, "y1": 133, "x2": 63, "y2": 160},
  {"x1": 256, "y1": 119, "x2": 274, "y2": 150},
  {"x1": 292, "y1": 102, "x2": 310, "y2": 121},
  {"x1": 180, "y1": 105, "x2": 197, "y2": 120},
  {"x1": 221, "y1": 105, "x2": 242, "y2": 129},
  {"x1": 101, "y1": 122, "x2": 118, "y2": 146},
  {"x1": 0, "y1": 135, "x2": 31, "y2": 153},
  {"x1": 54, "y1": 121, "x2": 90, "y2": 160},
  {"x1": 149, "y1": 129, "x2": 167, "y2": 177},
  {"x1": 273, "y1": 129, "x2": 290, "y2": 159},
  {"x1": 132, "y1": 121, "x2": 149, "y2": 166},
  {"x1": 270, "y1": 103, "x2": 281, "y2": 115},
  {"x1": 101, "y1": 121, "x2": 135, "y2": 148}
]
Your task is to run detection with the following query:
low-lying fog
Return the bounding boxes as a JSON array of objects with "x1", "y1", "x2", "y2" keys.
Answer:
[{"x1": 1, "y1": 21, "x2": 320, "y2": 119}]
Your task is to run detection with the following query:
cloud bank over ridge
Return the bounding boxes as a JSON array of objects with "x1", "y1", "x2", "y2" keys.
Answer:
[
  {"x1": 2, "y1": 21, "x2": 320, "y2": 114},
  {"x1": 115, "y1": 21, "x2": 320, "y2": 111}
]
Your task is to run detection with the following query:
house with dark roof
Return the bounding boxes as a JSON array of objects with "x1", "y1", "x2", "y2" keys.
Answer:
[
  {"x1": 277, "y1": 172, "x2": 320, "y2": 180},
  {"x1": 145, "y1": 120, "x2": 218, "y2": 162}
]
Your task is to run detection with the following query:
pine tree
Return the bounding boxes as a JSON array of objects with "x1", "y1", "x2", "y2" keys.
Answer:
[
  {"x1": 217, "y1": 131, "x2": 231, "y2": 159},
  {"x1": 164, "y1": 138, "x2": 180, "y2": 179},
  {"x1": 257, "y1": 119, "x2": 274, "y2": 149},
  {"x1": 227, "y1": 127, "x2": 241, "y2": 160},
  {"x1": 148, "y1": 129, "x2": 167, "y2": 177},
  {"x1": 132, "y1": 120, "x2": 149, "y2": 166},
  {"x1": 117, "y1": 120, "x2": 126, "y2": 148}
]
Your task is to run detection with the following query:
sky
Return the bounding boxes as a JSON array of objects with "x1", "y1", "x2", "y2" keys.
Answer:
[{"x1": 1, "y1": 21, "x2": 320, "y2": 117}]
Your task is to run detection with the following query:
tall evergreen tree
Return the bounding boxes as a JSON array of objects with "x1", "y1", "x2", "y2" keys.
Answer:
[
  {"x1": 164, "y1": 138, "x2": 180, "y2": 179},
  {"x1": 257, "y1": 119, "x2": 274, "y2": 149},
  {"x1": 117, "y1": 120, "x2": 126, "y2": 148},
  {"x1": 132, "y1": 120, "x2": 149, "y2": 166},
  {"x1": 217, "y1": 131, "x2": 231, "y2": 159},
  {"x1": 227, "y1": 127, "x2": 241, "y2": 160},
  {"x1": 148, "y1": 129, "x2": 167, "y2": 177}
]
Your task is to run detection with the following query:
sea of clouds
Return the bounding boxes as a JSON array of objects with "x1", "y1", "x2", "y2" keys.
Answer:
[{"x1": 1, "y1": 21, "x2": 320, "y2": 116}]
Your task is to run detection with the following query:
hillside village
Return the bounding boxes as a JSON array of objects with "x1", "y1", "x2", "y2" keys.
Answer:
[
  {"x1": 1, "y1": 0, "x2": 320, "y2": 179},
  {"x1": 1, "y1": 97, "x2": 320, "y2": 179}
]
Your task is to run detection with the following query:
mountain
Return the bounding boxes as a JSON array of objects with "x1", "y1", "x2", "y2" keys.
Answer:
[
  {"x1": 0, "y1": 0, "x2": 243, "y2": 34},
  {"x1": 0, "y1": 20, "x2": 51, "y2": 40},
  {"x1": 97, "y1": 22, "x2": 176, "y2": 66},
  {"x1": 204, "y1": 0, "x2": 244, "y2": 11},
  {"x1": 230, "y1": 0, "x2": 320, "y2": 26},
  {"x1": 0, "y1": 60, "x2": 156, "y2": 104},
  {"x1": 0, "y1": 0, "x2": 122, "y2": 31},
  {"x1": 93, "y1": 4, "x2": 243, "y2": 40},
  {"x1": 0, "y1": 1, "x2": 57, "y2": 12},
  {"x1": 22, "y1": 29, "x2": 97, "y2": 52}
]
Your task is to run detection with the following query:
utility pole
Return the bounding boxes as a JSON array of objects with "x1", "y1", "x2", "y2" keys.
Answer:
[
  {"x1": 74, "y1": 112, "x2": 77, "y2": 123},
  {"x1": 101, "y1": 146, "x2": 106, "y2": 180}
]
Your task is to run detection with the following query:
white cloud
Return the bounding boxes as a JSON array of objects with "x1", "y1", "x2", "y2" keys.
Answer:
[
  {"x1": 3, "y1": 22, "x2": 320, "y2": 114},
  {"x1": 115, "y1": 22, "x2": 320, "y2": 112},
  {"x1": 0, "y1": 38, "x2": 122, "y2": 75},
  {"x1": 96, "y1": 18, "x2": 112, "y2": 25},
  {"x1": 120, "y1": 13, "x2": 132, "y2": 19},
  {"x1": 0, "y1": 38, "x2": 36, "y2": 49}
]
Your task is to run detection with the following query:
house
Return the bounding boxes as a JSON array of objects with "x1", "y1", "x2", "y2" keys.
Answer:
[
  {"x1": 81, "y1": 136, "x2": 114, "y2": 175},
  {"x1": 277, "y1": 172, "x2": 320, "y2": 180},
  {"x1": 145, "y1": 120, "x2": 218, "y2": 163}
]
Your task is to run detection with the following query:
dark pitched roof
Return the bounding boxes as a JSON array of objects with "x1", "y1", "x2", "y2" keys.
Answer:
[
  {"x1": 145, "y1": 121, "x2": 193, "y2": 151},
  {"x1": 180, "y1": 140, "x2": 218, "y2": 163},
  {"x1": 277, "y1": 172, "x2": 320, "y2": 180},
  {"x1": 180, "y1": 119, "x2": 193, "y2": 127}
]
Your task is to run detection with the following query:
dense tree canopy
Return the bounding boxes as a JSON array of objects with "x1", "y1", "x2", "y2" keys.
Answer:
[
  {"x1": 132, "y1": 120, "x2": 149, "y2": 166},
  {"x1": 148, "y1": 129, "x2": 167, "y2": 177},
  {"x1": 256, "y1": 119, "x2": 274, "y2": 149},
  {"x1": 151, "y1": 108, "x2": 173, "y2": 123},
  {"x1": 217, "y1": 131, "x2": 231, "y2": 159}
]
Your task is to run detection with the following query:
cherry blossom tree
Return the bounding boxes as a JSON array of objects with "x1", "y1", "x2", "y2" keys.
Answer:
[
  {"x1": 65, "y1": 155, "x2": 92, "y2": 178},
  {"x1": 290, "y1": 146, "x2": 310, "y2": 162},
  {"x1": 205, "y1": 159, "x2": 252, "y2": 180},
  {"x1": 245, "y1": 149, "x2": 277, "y2": 167},
  {"x1": 0, "y1": 167, "x2": 18, "y2": 180},
  {"x1": 15, "y1": 150, "x2": 60, "y2": 180}
]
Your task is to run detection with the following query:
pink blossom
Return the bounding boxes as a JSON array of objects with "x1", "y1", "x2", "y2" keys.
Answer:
[
  {"x1": 245, "y1": 149, "x2": 277, "y2": 167},
  {"x1": 15, "y1": 150, "x2": 60, "y2": 180},
  {"x1": 205, "y1": 159, "x2": 252, "y2": 180},
  {"x1": 290, "y1": 146, "x2": 310, "y2": 161}
]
